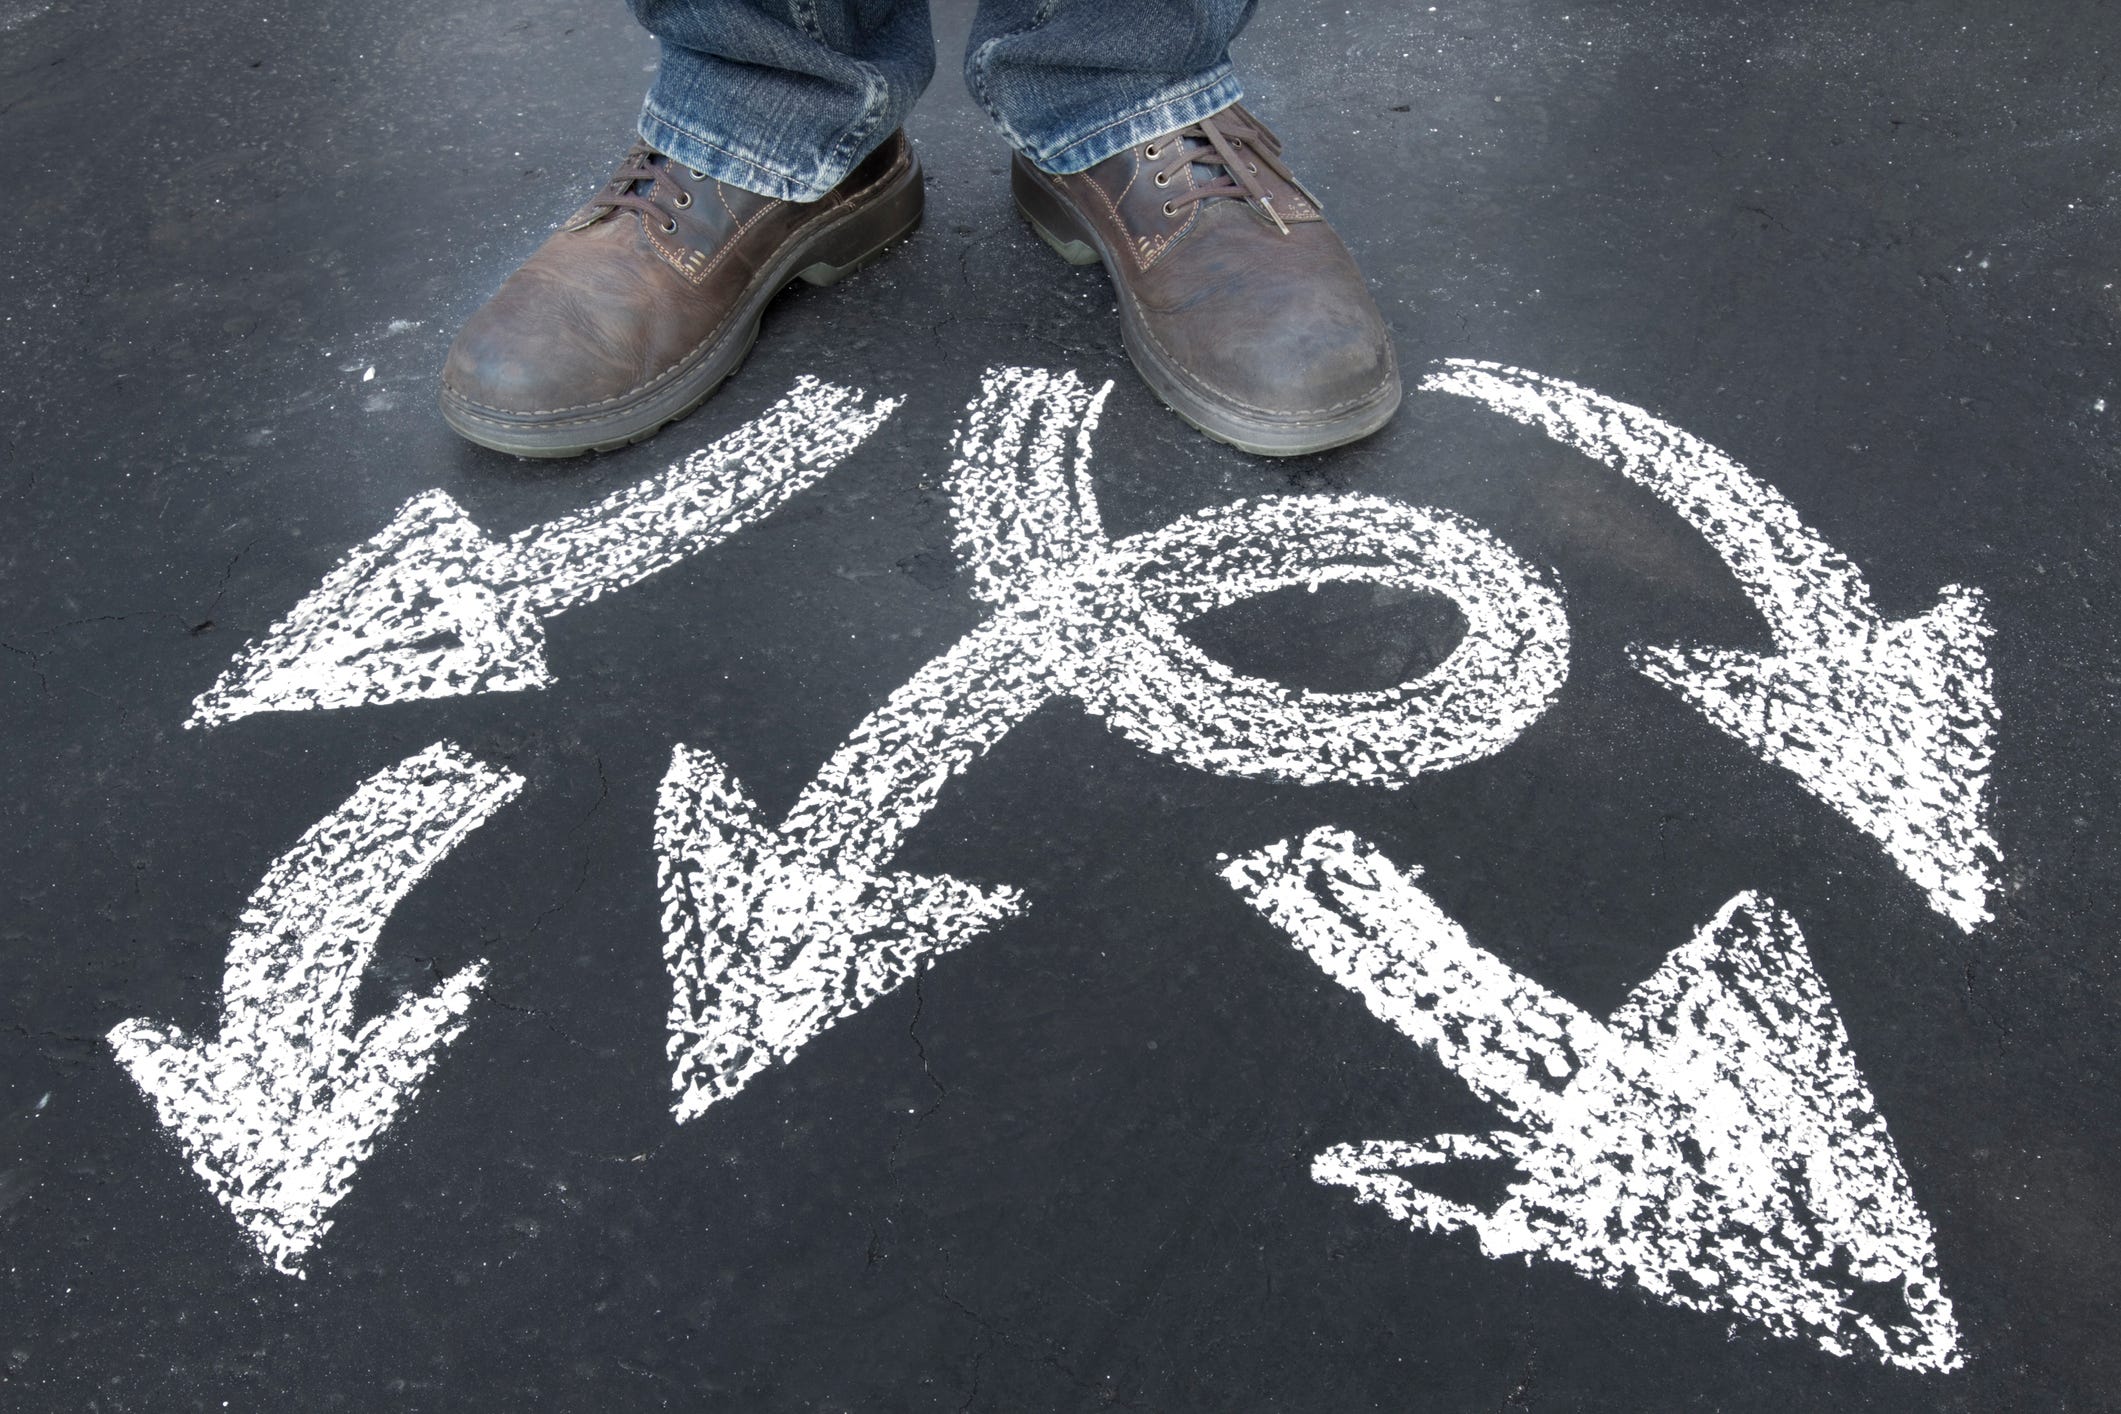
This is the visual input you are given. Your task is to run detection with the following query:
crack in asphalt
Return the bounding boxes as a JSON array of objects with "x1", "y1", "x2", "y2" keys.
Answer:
[{"x1": 933, "y1": 1280, "x2": 1139, "y2": 1409}]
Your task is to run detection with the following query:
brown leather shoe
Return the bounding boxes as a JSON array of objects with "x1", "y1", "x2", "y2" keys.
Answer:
[
  {"x1": 1012, "y1": 106, "x2": 1399, "y2": 456},
  {"x1": 441, "y1": 133, "x2": 922, "y2": 457}
]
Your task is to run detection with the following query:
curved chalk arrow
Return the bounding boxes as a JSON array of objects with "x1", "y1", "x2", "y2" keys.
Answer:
[
  {"x1": 1224, "y1": 827, "x2": 1961, "y2": 1372},
  {"x1": 655, "y1": 367, "x2": 1571, "y2": 1121},
  {"x1": 1424, "y1": 360, "x2": 1998, "y2": 932},
  {"x1": 188, "y1": 377, "x2": 903, "y2": 727},
  {"x1": 108, "y1": 741, "x2": 524, "y2": 1275}
]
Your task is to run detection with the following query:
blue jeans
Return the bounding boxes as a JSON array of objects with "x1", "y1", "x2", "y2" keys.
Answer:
[{"x1": 627, "y1": 0, "x2": 1256, "y2": 201}]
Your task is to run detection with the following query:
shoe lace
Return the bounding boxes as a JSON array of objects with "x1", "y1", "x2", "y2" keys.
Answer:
[
  {"x1": 573, "y1": 142, "x2": 701, "y2": 233},
  {"x1": 1147, "y1": 108, "x2": 1321, "y2": 234}
]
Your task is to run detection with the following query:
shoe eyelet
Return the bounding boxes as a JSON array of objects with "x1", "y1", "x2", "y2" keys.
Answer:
[
  {"x1": 1143, "y1": 143, "x2": 1160, "y2": 159},
  {"x1": 1247, "y1": 162, "x2": 1258, "y2": 173},
  {"x1": 1162, "y1": 201, "x2": 1177, "y2": 217},
  {"x1": 687, "y1": 167, "x2": 707, "y2": 180},
  {"x1": 673, "y1": 190, "x2": 691, "y2": 208},
  {"x1": 662, "y1": 218, "x2": 677, "y2": 233},
  {"x1": 1153, "y1": 170, "x2": 1169, "y2": 187}
]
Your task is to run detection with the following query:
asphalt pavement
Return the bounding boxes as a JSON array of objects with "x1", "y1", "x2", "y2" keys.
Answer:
[{"x1": 2, "y1": 0, "x2": 2117, "y2": 1408}]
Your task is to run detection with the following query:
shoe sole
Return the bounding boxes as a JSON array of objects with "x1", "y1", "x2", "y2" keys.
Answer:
[
  {"x1": 440, "y1": 149, "x2": 926, "y2": 459},
  {"x1": 1011, "y1": 160, "x2": 1400, "y2": 458}
]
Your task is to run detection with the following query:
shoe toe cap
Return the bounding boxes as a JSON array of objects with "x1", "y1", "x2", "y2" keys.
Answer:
[
  {"x1": 441, "y1": 262, "x2": 650, "y2": 418},
  {"x1": 1256, "y1": 310, "x2": 1396, "y2": 417},
  {"x1": 1152, "y1": 244, "x2": 1399, "y2": 424}
]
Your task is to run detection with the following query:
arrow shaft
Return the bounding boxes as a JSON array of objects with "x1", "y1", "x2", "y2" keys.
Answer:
[
  {"x1": 772, "y1": 367, "x2": 1113, "y2": 870},
  {"x1": 1224, "y1": 827, "x2": 1605, "y2": 1126},
  {"x1": 948, "y1": 366, "x2": 1113, "y2": 606},
  {"x1": 1424, "y1": 360, "x2": 1876, "y2": 645},
  {"x1": 493, "y1": 377, "x2": 901, "y2": 616},
  {"x1": 788, "y1": 392, "x2": 1576, "y2": 871},
  {"x1": 782, "y1": 599, "x2": 1078, "y2": 873},
  {"x1": 219, "y1": 742, "x2": 523, "y2": 1066}
]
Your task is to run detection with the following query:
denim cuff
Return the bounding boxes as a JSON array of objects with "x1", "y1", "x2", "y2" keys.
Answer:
[
  {"x1": 637, "y1": 64, "x2": 892, "y2": 202},
  {"x1": 1020, "y1": 66, "x2": 1243, "y2": 175}
]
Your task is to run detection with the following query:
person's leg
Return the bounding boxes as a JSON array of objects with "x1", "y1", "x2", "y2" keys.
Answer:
[
  {"x1": 964, "y1": 0, "x2": 1250, "y2": 178},
  {"x1": 636, "y1": 0, "x2": 935, "y2": 202},
  {"x1": 438, "y1": 0, "x2": 932, "y2": 458},
  {"x1": 971, "y1": 1, "x2": 1401, "y2": 457}
]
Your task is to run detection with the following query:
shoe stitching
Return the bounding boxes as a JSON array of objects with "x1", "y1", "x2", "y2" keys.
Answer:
[
  {"x1": 711, "y1": 181, "x2": 791, "y2": 234},
  {"x1": 1109, "y1": 150, "x2": 1194, "y2": 272},
  {"x1": 1161, "y1": 160, "x2": 1204, "y2": 267},
  {"x1": 648, "y1": 191, "x2": 790, "y2": 287},
  {"x1": 1071, "y1": 159, "x2": 1198, "y2": 274},
  {"x1": 1071, "y1": 170, "x2": 1136, "y2": 268},
  {"x1": 1036, "y1": 169, "x2": 1394, "y2": 420},
  {"x1": 1109, "y1": 150, "x2": 1139, "y2": 206}
]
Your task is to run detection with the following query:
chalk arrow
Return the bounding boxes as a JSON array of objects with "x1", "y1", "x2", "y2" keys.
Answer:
[
  {"x1": 188, "y1": 377, "x2": 902, "y2": 727},
  {"x1": 108, "y1": 741, "x2": 524, "y2": 1275},
  {"x1": 1224, "y1": 827, "x2": 1962, "y2": 1372},
  {"x1": 652, "y1": 369, "x2": 1110, "y2": 1121},
  {"x1": 656, "y1": 743, "x2": 1028, "y2": 1122},
  {"x1": 657, "y1": 367, "x2": 1570, "y2": 1120},
  {"x1": 1424, "y1": 360, "x2": 1999, "y2": 931}
]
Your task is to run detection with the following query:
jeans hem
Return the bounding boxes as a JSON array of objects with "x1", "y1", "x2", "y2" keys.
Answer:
[
  {"x1": 638, "y1": 78, "x2": 890, "y2": 202},
  {"x1": 1023, "y1": 68, "x2": 1243, "y2": 175}
]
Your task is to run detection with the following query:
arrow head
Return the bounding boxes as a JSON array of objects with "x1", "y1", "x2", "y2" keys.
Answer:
[
  {"x1": 655, "y1": 744, "x2": 1025, "y2": 1123},
  {"x1": 1633, "y1": 585, "x2": 1999, "y2": 931},
  {"x1": 188, "y1": 490, "x2": 547, "y2": 728},
  {"x1": 1234, "y1": 830, "x2": 1960, "y2": 1371},
  {"x1": 1595, "y1": 894, "x2": 1961, "y2": 1368},
  {"x1": 108, "y1": 960, "x2": 487, "y2": 1276},
  {"x1": 108, "y1": 741, "x2": 519, "y2": 1275}
]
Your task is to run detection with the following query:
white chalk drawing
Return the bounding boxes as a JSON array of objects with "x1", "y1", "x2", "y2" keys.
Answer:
[
  {"x1": 655, "y1": 367, "x2": 1571, "y2": 1120},
  {"x1": 188, "y1": 378, "x2": 903, "y2": 728},
  {"x1": 1223, "y1": 826, "x2": 1961, "y2": 1372},
  {"x1": 108, "y1": 742, "x2": 524, "y2": 1275},
  {"x1": 1425, "y1": 359, "x2": 1998, "y2": 931}
]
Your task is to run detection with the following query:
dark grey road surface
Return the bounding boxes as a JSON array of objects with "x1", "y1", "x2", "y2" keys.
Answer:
[{"x1": 3, "y1": 0, "x2": 2117, "y2": 1408}]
